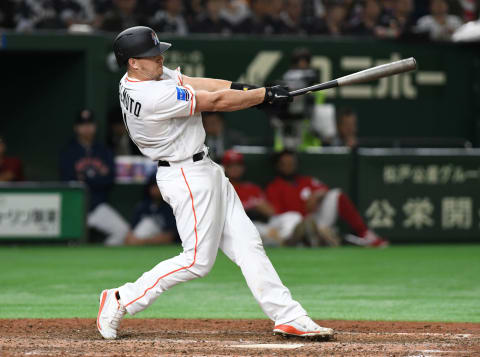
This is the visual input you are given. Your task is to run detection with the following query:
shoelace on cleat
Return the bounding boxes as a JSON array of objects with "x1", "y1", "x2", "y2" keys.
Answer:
[{"x1": 109, "y1": 306, "x2": 126, "y2": 330}]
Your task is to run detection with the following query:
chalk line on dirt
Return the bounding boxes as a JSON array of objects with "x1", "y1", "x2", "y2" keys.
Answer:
[{"x1": 228, "y1": 343, "x2": 305, "y2": 349}]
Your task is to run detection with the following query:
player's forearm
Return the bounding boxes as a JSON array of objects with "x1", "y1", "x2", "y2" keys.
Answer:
[
  {"x1": 196, "y1": 88, "x2": 265, "y2": 112},
  {"x1": 305, "y1": 190, "x2": 327, "y2": 213},
  {"x1": 182, "y1": 75, "x2": 232, "y2": 92},
  {"x1": 255, "y1": 200, "x2": 276, "y2": 218}
]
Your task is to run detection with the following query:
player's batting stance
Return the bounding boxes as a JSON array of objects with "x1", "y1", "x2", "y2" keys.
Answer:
[{"x1": 96, "y1": 26, "x2": 334, "y2": 340}]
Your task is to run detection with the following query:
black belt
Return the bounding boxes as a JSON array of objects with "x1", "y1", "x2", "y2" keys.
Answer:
[{"x1": 158, "y1": 151, "x2": 205, "y2": 167}]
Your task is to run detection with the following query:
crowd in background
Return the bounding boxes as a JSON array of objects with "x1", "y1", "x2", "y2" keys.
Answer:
[{"x1": 1, "y1": 0, "x2": 478, "y2": 41}]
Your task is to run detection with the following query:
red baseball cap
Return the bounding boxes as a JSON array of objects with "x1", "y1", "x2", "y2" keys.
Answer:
[{"x1": 222, "y1": 149, "x2": 244, "y2": 166}]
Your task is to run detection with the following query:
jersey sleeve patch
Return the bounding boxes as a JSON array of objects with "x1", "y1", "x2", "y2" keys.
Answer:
[{"x1": 176, "y1": 87, "x2": 191, "y2": 101}]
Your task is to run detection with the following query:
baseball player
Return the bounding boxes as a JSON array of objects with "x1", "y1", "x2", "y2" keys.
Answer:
[
  {"x1": 97, "y1": 26, "x2": 334, "y2": 340},
  {"x1": 266, "y1": 149, "x2": 389, "y2": 247},
  {"x1": 124, "y1": 174, "x2": 178, "y2": 246},
  {"x1": 222, "y1": 149, "x2": 303, "y2": 246},
  {"x1": 60, "y1": 110, "x2": 130, "y2": 246}
]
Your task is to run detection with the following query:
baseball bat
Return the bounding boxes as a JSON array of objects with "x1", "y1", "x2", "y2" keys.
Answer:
[{"x1": 288, "y1": 57, "x2": 417, "y2": 97}]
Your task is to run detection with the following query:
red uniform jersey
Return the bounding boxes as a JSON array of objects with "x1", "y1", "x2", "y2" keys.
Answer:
[
  {"x1": 265, "y1": 175, "x2": 329, "y2": 216},
  {"x1": 0, "y1": 157, "x2": 24, "y2": 181},
  {"x1": 231, "y1": 181, "x2": 265, "y2": 210}
]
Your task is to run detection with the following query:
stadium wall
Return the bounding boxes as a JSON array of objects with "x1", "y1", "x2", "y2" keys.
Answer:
[{"x1": 1, "y1": 32, "x2": 479, "y2": 180}]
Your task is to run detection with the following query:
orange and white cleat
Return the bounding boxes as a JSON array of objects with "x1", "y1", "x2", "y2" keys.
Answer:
[
  {"x1": 273, "y1": 316, "x2": 334, "y2": 339},
  {"x1": 96, "y1": 289, "x2": 126, "y2": 339}
]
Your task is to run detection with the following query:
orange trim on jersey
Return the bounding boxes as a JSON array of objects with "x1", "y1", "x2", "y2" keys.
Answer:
[
  {"x1": 97, "y1": 290, "x2": 108, "y2": 331},
  {"x1": 125, "y1": 77, "x2": 146, "y2": 83},
  {"x1": 124, "y1": 168, "x2": 199, "y2": 308},
  {"x1": 176, "y1": 67, "x2": 183, "y2": 86},
  {"x1": 185, "y1": 87, "x2": 195, "y2": 116}
]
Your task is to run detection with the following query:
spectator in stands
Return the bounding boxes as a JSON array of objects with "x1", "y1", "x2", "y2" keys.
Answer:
[
  {"x1": 0, "y1": 0, "x2": 15, "y2": 29},
  {"x1": 60, "y1": 109, "x2": 130, "y2": 246},
  {"x1": 303, "y1": 0, "x2": 326, "y2": 19},
  {"x1": 202, "y1": 112, "x2": 247, "y2": 162},
  {"x1": 16, "y1": 0, "x2": 90, "y2": 32},
  {"x1": 191, "y1": 0, "x2": 232, "y2": 35},
  {"x1": 98, "y1": 0, "x2": 146, "y2": 32},
  {"x1": 0, "y1": 135, "x2": 24, "y2": 182},
  {"x1": 382, "y1": 0, "x2": 395, "y2": 14},
  {"x1": 311, "y1": 0, "x2": 349, "y2": 36},
  {"x1": 125, "y1": 174, "x2": 178, "y2": 246},
  {"x1": 150, "y1": 0, "x2": 188, "y2": 35},
  {"x1": 279, "y1": 0, "x2": 309, "y2": 34},
  {"x1": 220, "y1": 0, "x2": 250, "y2": 27},
  {"x1": 235, "y1": 0, "x2": 280, "y2": 35},
  {"x1": 416, "y1": 0, "x2": 463, "y2": 41},
  {"x1": 376, "y1": 0, "x2": 416, "y2": 39},
  {"x1": 347, "y1": 0, "x2": 382, "y2": 36},
  {"x1": 184, "y1": 0, "x2": 204, "y2": 27},
  {"x1": 264, "y1": 0, "x2": 288, "y2": 34},
  {"x1": 222, "y1": 149, "x2": 303, "y2": 246},
  {"x1": 331, "y1": 107, "x2": 358, "y2": 148},
  {"x1": 266, "y1": 150, "x2": 388, "y2": 247},
  {"x1": 458, "y1": 0, "x2": 478, "y2": 21}
]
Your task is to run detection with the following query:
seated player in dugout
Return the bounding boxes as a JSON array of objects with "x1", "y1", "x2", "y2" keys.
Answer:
[
  {"x1": 59, "y1": 109, "x2": 130, "y2": 246},
  {"x1": 0, "y1": 134, "x2": 24, "y2": 182},
  {"x1": 266, "y1": 149, "x2": 389, "y2": 247},
  {"x1": 222, "y1": 149, "x2": 303, "y2": 246},
  {"x1": 125, "y1": 174, "x2": 179, "y2": 246}
]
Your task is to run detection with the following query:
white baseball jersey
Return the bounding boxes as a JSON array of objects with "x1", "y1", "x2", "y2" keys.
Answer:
[
  {"x1": 119, "y1": 66, "x2": 205, "y2": 162},
  {"x1": 115, "y1": 64, "x2": 308, "y2": 328}
]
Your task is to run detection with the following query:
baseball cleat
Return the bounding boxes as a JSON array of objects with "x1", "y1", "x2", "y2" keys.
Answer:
[
  {"x1": 96, "y1": 289, "x2": 126, "y2": 339},
  {"x1": 273, "y1": 316, "x2": 334, "y2": 339},
  {"x1": 345, "y1": 231, "x2": 389, "y2": 248}
]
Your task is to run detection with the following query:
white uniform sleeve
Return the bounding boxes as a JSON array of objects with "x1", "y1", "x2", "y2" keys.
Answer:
[
  {"x1": 161, "y1": 66, "x2": 184, "y2": 86},
  {"x1": 154, "y1": 81, "x2": 196, "y2": 119}
]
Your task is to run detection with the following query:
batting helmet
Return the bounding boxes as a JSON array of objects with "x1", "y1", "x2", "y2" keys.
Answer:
[
  {"x1": 113, "y1": 26, "x2": 171, "y2": 66},
  {"x1": 222, "y1": 150, "x2": 244, "y2": 166}
]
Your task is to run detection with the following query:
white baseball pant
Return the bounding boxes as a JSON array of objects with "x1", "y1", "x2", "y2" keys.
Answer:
[
  {"x1": 254, "y1": 211, "x2": 303, "y2": 246},
  {"x1": 88, "y1": 203, "x2": 130, "y2": 246},
  {"x1": 313, "y1": 188, "x2": 341, "y2": 228},
  {"x1": 133, "y1": 217, "x2": 163, "y2": 240},
  {"x1": 118, "y1": 157, "x2": 307, "y2": 324}
]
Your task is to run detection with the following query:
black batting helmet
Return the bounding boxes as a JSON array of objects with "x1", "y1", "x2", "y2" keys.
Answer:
[{"x1": 113, "y1": 26, "x2": 171, "y2": 66}]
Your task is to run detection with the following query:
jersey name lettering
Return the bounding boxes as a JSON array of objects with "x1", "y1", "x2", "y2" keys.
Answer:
[{"x1": 120, "y1": 87, "x2": 142, "y2": 117}]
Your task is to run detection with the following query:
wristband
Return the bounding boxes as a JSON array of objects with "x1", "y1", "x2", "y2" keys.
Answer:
[{"x1": 230, "y1": 82, "x2": 259, "y2": 91}]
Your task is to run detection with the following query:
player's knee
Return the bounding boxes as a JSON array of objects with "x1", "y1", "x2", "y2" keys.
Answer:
[{"x1": 188, "y1": 258, "x2": 216, "y2": 278}]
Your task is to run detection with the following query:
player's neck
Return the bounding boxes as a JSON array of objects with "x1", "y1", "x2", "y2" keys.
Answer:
[
  {"x1": 77, "y1": 137, "x2": 94, "y2": 148},
  {"x1": 279, "y1": 173, "x2": 296, "y2": 182},
  {"x1": 127, "y1": 69, "x2": 156, "y2": 82},
  {"x1": 127, "y1": 69, "x2": 145, "y2": 81}
]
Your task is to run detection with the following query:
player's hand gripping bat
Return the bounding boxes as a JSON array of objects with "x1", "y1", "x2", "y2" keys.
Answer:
[{"x1": 289, "y1": 57, "x2": 417, "y2": 97}]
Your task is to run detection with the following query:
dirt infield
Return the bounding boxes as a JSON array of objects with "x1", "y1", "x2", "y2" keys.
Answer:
[{"x1": 0, "y1": 319, "x2": 479, "y2": 357}]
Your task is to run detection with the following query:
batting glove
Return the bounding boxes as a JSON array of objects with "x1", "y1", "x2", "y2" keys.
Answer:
[{"x1": 263, "y1": 85, "x2": 293, "y2": 105}]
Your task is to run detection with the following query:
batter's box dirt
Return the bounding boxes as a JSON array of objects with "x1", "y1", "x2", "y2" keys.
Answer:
[{"x1": 0, "y1": 319, "x2": 479, "y2": 356}]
